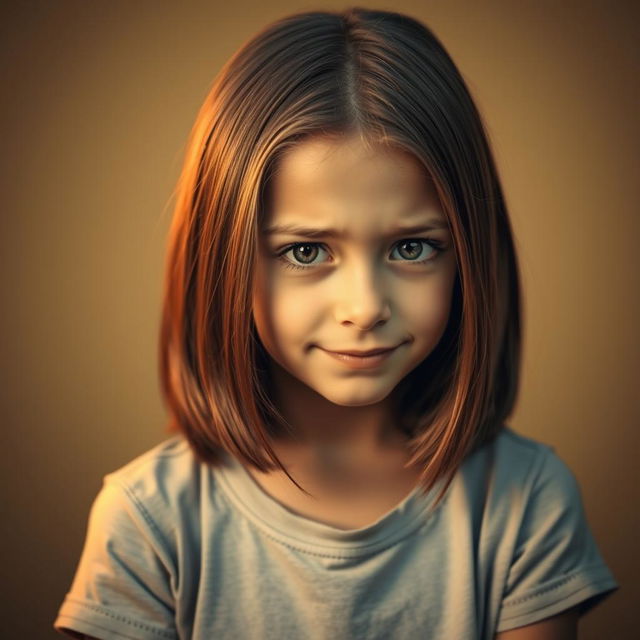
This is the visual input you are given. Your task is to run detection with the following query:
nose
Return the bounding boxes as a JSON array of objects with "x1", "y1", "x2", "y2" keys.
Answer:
[{"x1": 332, "y1": 260, "x2": 391, "y2": 331}]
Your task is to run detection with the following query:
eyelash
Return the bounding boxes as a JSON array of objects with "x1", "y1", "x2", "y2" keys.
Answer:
[{"x1": 276, "y1": 238, "x2": 446, "y2": 271}]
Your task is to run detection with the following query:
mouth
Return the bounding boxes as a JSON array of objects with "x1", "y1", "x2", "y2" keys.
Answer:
[
  {"x1": 324, "y1": 347, "x2": 396, "y2": 357},
  {"x1": 318, "y1": 344, "x2": 402, "y2": 369}
]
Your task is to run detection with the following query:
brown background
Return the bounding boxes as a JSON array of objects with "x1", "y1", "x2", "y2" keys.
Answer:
[{"x1": 1, "y1": 0, "x2": 637, "y2": 638}]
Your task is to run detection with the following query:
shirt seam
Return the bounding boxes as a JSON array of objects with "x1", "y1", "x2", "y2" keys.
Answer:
[
  {"x1": 215, "y1": 471, "x2": 443, "y2": 559},
  {"x1": 61, "y1": 598, "x2": 177, "y2": 638},
  {"x1": 501, "y1": 564, "x2": 615, "y2": 609},
  {"x1": 109, "y1": 478, "x2": 173, "y2": 557}
]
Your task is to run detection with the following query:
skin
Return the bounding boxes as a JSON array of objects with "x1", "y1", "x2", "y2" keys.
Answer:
[
  {"x1": 252, "y1": 132, "x2": 458, "y2": 470},
  {"x1": 495, "y1": 607, "x2": 579, "y2": 639}
]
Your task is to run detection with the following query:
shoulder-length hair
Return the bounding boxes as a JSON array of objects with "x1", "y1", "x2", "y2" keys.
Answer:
[{"x1": 159, "y1": 6, "x2": 522, "y2": 504}]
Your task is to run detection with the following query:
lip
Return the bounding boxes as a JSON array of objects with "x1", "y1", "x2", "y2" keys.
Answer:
[
  {"x1": 325, "y1": 347, "x2": 397, "y2": 356},
  {"x1": 319, "y1": 345, "x2": 401, "y2": 369}
]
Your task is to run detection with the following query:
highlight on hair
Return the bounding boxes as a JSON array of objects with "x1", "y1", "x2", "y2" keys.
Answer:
[{"x1": 158, "y1": 6, "x2": 522, "y2": 505}]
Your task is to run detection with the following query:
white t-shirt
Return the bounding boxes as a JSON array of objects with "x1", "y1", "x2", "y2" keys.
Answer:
[{"x1": 53, "y1": 426, "x2": 618, "y2": 639}]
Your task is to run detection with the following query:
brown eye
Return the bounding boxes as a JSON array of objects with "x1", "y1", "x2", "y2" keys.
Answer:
[
  {"x1": 292, "y1": 244, "x2": 320, "y2": 264},
  {"x1": 389, "y1": 238, "x2": 444, "y2": 263},
  {"x1": 396, "y1": 240, "x2": 423, "y2": 260},
  {"x1": 277, "y1": 242, "x2": 330, "y2": 270},
  {"x1": 391, "y1": 239, "x2": 433, "y2": 262}
]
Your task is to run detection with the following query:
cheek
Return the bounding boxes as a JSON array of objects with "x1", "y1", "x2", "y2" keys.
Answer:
[
  {"x1": 252, "y1": 271, "x2": 315, "y2": 352},
  {"x1": 404, "y1": 278, "x2": 455, "y2": 341}
]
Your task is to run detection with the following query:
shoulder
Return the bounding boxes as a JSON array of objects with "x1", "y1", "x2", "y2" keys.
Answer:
[
  {"x1": 93, "y1": 434, "x2": 219, "y2": 542},
  {"x1": 491, "y1": 426, "x2": 557, "y2": 467},
  {"x1": 103, "y1": 433, "x2": 201, "y2": 500},
  {"x1": 455, "y1": 426, "x2": 584, "y2": 531},
  {"x1": 482, "y1": 425, "x2": 579, "y2": 494}
]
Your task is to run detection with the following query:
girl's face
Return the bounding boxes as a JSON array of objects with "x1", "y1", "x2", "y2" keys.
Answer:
[{"x1": 252, "y1": 134, "x2": 458, "y2": 409}]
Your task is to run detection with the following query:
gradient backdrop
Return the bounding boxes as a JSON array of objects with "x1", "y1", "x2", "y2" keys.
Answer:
[{"x1": 1, "y1": 0, "x2": 637, "y2": 638}]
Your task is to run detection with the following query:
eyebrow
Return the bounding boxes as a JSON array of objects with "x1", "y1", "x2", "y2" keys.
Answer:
[{"x1": 264, "y1": 219, "x2": 450, "y2": 238}]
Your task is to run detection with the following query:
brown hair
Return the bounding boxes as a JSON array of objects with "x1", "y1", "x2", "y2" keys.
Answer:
[{"x1": 159, "y1": 7, "x2": 522, "y2": 504}]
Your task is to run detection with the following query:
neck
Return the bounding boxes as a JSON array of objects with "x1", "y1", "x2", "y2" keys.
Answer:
[{"x1": 266, "y1": 361, "x2": 410, "y2": 467}]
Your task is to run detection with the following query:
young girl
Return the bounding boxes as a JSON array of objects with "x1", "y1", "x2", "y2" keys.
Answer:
[{"x1": 54, "y1": 7, "x2": 618, "y2": 639}]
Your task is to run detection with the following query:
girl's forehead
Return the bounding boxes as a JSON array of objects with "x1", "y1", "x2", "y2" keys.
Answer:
[
  {"x1": 269, "y1": 135, "x2": 439, "y2": 213},
  {"x1": 261, "y1": 137, "x2": 447, "y2": 236}
]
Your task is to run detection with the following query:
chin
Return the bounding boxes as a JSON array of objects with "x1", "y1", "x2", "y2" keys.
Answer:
[{"x1": 317, "y1": 385, "x2": 394, "y2": 408}]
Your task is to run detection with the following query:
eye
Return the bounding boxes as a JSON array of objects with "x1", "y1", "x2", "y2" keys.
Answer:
[
  {"x1": 275, "y1": 238, "x2": 445, "y2": 271},
  {"x1": 389, "y1": 239, "x2": 443, "y2": 263},
  {"x1": 277, "y1": 243, "x2": 330, "y2": 270}
]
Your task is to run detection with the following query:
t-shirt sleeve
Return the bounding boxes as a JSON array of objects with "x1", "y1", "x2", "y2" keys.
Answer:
[
  {"x1": 495, "y1": 447, "x2": 619, "y2": 632},
  {"x1": 53, "y1": 478, "x2": 178, "y2": 640}
]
